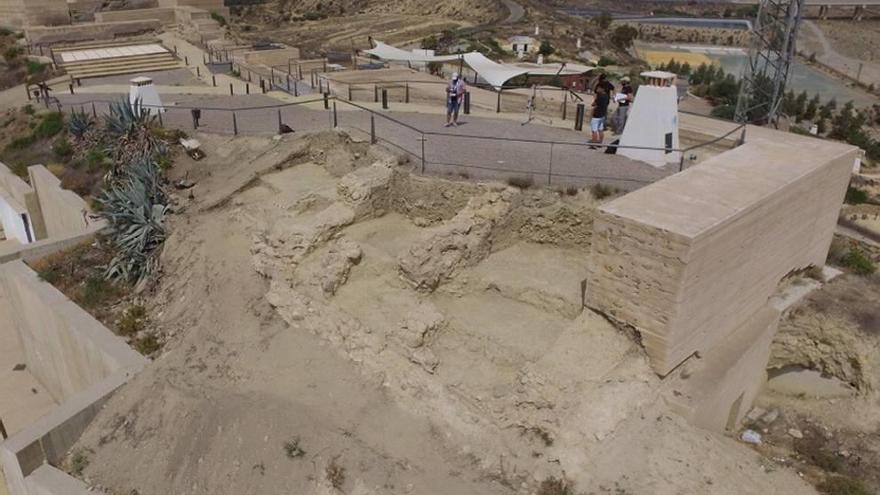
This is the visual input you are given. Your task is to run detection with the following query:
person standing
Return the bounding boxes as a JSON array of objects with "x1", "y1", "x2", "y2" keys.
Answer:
[
  {"x1": 445, "y1": 72, "x2": 466, "y2": 127},
  {"x1": 613, "y1": 77, "x2": 634, "y2": 134},
  {"x1": 590, "y1": 85, "x2": 610, "y2": 149}
]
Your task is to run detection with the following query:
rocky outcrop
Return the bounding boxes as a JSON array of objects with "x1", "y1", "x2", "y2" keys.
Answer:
[
  {"x1": 397, "y1": 191, "x2": 512, "y2": 292},
  {"x1": 317, "y1": 239, "x2": 362, "y2": 295}
]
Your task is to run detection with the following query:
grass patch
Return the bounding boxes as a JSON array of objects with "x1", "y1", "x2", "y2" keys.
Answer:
[
  {"x1": 117, "y1": 305, "x2": 147, "y2": 337},
  {"x1": 283, "y1": 438, "x2": 306, "y2": 459},
  {"x1": 506, "y1": 176, "x2": 534, "y2": 189},
  {"x1": 325, "y1": 457, "x2": 346, "y2": 490},
  {"x1": 33, "y1": 111, "x2": 63, "y2": 139},
  {"x1": 69, "y1": 450, "x2": 90, "y2": 477},
  {"x1": 26, "y1": 60, "x2": 46, "y2": 76},
  {"x1": 210, "y1": 11, "x2": 227, "y2": 27},
  {"x1": 841, "y1": 248, "x2": 876, "y2": 276},
  {"x1": 76, "y1": 273, "x2": 121, "y2": 308},
  {"x1": 817, "y1": 476, "x2": 872, "y2": 495},
  {"x1": 53, "y1": 138, "x2": 73, "y2": 158}
]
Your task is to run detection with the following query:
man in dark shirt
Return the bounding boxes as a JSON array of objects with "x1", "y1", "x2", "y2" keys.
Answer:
[{"x1": 590, "y1": 85, "x2": 610, "y2": 148}]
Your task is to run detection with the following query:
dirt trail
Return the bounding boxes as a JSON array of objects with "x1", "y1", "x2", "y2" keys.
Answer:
[{"x1": 69, "y1": 131, "x2": 823, "y2": 495}]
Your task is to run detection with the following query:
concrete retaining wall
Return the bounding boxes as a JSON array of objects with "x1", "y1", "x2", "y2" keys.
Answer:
[
  {"x1": 586, "y1": 130, "x2": 859, "y2": 376},
  {"x1": 27, "y1": 167, "x2": 91, "y2": 241},
  {"x1": 0, "y1": 261, "x2": 142, "y2": 403},
  {"x1": 0, "y1": 164, "x2": 35, "y2": 245},
  {"x1": 94, "y1": 7, "x2": 177, "y2": 26},
  {"x1": 0, "y1": 261, "x2": 146, "y2": 495},
  {"x1": 25, "y1": 20, "x2": 162, "y2": 45},
  {"x1": 240, "y1": 47, "x2": 302, "y2": 68},
  {"x1": 0, "y1": 0, "x2": 69, "y2": 28}
]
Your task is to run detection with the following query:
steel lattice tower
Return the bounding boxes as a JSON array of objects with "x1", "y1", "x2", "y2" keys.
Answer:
[{"x1": 735, "y1": 0, "x2": 806, "y2": 125}]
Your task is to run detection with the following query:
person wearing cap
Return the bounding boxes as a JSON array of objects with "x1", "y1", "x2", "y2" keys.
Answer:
[
  {"x1": 613, "y1": 77, "x2": 634, "y2": 134},
  {"x1": 446, "y1": 72, "x2": 466, "y2": 127}
]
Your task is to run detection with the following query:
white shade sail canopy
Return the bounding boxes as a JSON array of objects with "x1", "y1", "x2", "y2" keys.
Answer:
[{"x1": 364, "y1": 41, "x2": 594, "y2": 89}]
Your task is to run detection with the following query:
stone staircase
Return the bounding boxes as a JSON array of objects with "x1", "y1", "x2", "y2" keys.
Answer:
[{"x1": 58, "y1": 40, "x2": 183, "y2": 79}]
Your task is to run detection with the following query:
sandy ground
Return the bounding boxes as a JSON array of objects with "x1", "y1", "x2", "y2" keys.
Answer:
[
  {"x1": 799, "y1": 20, "x2": 880, "y2": 88},
  {"x1": 66, "y1": 130, "x2": 822, "y2": 495}
]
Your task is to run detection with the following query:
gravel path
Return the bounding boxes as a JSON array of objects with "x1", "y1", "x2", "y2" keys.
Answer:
[{"x1": 58, "y1": 92, "x2": 673, "y2": 190}]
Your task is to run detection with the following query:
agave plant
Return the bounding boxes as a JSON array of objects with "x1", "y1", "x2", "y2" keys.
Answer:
[
  {"x1": 68, "y1": 109, "x2": 94, "y2": 139},
  {"x1": 103, "y1": 98, "x2": 166, "y2": 172},
  {"x1": 97, "y1": 155, "x2": 168, "y2": 286}
]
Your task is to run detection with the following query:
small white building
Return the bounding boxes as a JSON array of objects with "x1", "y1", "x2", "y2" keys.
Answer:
[
  {"x1": 129, "y1": 77, "x2": 165, "y2": 115},
  {"x1": 618, "y1": 71, "x2": 681, "y2": 168},
  {"x1": 508, "y1": 36, "x2": 537, "y2": 58}
]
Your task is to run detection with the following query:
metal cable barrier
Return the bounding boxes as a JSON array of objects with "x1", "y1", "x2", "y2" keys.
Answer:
[{"x1": 60, "y1": 95, "x2": 745, "y2": 191}]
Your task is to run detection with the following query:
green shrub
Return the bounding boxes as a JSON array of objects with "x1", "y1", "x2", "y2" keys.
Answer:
[
  {"x1": 77, "y1": 274, "x2": 120, "y2": 308},
  {"x1": 33, "y1": 112, "x2": 64, "y2": 139},
  {"x1": 817, "y1": 476, "x2": 872, "y2": 495},
  {"x1": 506, "y1": 176, "x2": 534, "y2": 189},
  {"x1": 53, "y1": 138, "x2": 73, "y2": 158},
  {"x1": 23, "y1": 104, "x2": 35, "y2": 115},
  {"x1": 590, "y1": 183, "x2": 616, "y2": 200},
  {"x1": 210, "y1": 11, "x2": 227, "y2": 27},
  {"x1": 118, "y1": 305, "x2": 147, "y2": 336},
  {"x1": 596, "y1": 55, "x2": 616, "y2": 67},
  {"x1": 26, "y1": 60, "x2": 46, "y2": 75},
  {"x1": 135, "y1": 334, "x2": 161, "y2": 355},
  {"x1": 841, "y1": 248, "x2": 876, "y2": 276},
  {"x1": 538, "y1": 476, "x2": 574, "y2": 495},
  {"x1": 6, "y1": 134, "x2": 35, "y2": 150},
  {"x1": 845, "y1": 185, "x2": 869, "y2": 204}
]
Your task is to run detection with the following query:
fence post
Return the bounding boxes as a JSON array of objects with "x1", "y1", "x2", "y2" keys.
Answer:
[
  {"x1": 420, "y1": 133, "x2": 426, "y2": 174},
  {"x1": 230, "y1": 83, "x2": 234, "y2": 95},
  {"x1": 382, "y1": 89, "x2": 388, "y2": 110},
  {"x1": 212, "y1": 75, "x2": 216, "y2": 87},
  {"x1": 370, "y1": 114, "x2": 376, "y2": 144},
  {"x1": 323, "y1": 92, "x2": 329, "y2": 110},
  {"x1": 294, "y1": 80, "x2": 299, "y2": 97},
  {"x1": 332, "y1": 102, "x2": 338, "y2": 128},
  {"x1": 738, "y1": 125, "x2": 747, "y2": 146},
  {"x1": 374, "y1": 85, "x2": 378, "y2": 103},
  {"x1": 158, "y1": 110, "x2": 163, "y2": 127},
  {"x1": 185, "y1": 55, "x2": 189, "y2": 66},
  {"x1": 574, "y1": 103, "x2": 585, "y2": 131},
  {"x1": 69, "y1": 83, "x2": 74, "y2": 95},
  {"x1": 547, "y1": 143, "x2": 554, "y2": 186},
  {"x1": 405, "y1": 82, "x2": 410, "y2": 104},
  {"x1": 196, "y1": 66, "x2": 200, "y2": 78},
  {"x1": 679, "y1": 154, "x2": 685, "y2": 172},
  {"x1": 246, "y1": 83, "x2": 250, "y2": 95},
  {"x1": 25, "y1": 84, "x2": 31, "y2": 100},
  {"x1": 348, "y1": 84, "x2": 352, "y2": 101},
  {"x1": 277, "y1": 108, "x2": 283, "y2": 134},
  {"x1": 464, "y1": 91, "x2": 470, "y2": 115},
  {"x1": 260, "y1": 79, "x2": 266, "y2": 94},
  {"x1": 91, "y1": 102, "x2": 97, "y2": 118},
  {"x1": 496, "y1": 89, "x2": 502, "y2": 113},
  {"x1": 233, "y1": 112, "x2": 238, "y2": 135},
  {"x1": 562, "y1": 90, "x2": 568, "y2": 121},
  {"x1": 287, "y1": 74, "x2": 291, "y2": 92}
]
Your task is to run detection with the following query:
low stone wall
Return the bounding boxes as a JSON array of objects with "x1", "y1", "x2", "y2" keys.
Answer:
[
  {"x1": 94, "y1": 7, "x2": 176, "y2": 26},
  {"x1": 27, "y1": 167, "x2": 93, "y2": 241},
  {"x1": 239, "y1": 47, "x2": 302, "y2": 68},
  {"x1": 25, "y1": 20, "x2": 162, "y2": 45},
  {"x1": 586, "y1": 130, "x2": 858, "y2": 377},
  {"x1": 0, "y1": 261, "x2": 146, "y2": 495}
]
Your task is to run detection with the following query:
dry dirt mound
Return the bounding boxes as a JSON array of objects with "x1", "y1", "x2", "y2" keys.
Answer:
[{"x1": 66, "y1": 130, "x2": 822, "y2": 495}]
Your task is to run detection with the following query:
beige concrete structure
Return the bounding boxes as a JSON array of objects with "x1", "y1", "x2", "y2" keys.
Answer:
[
  {"x1": 238, "y1": 46, "x2": 302, "y2": 68},
  {"x1": 157, "y1": 0, "x2": 228, "y2": 16},
  {"x1": 0, "y1": 0, "x2": 69, "y2": 29},
  {"x1": 25, "y1": 20, "x2": 161, "y2": 45},
  {"x1": 586, "y1": 129, "x2": 859, "y2": 376},
  {"x1": 94, "y1": 7, "x2": 177, "y2": 26},
  {"x1": 0, "y1": 261, "x2": 147, "y2": 495}
]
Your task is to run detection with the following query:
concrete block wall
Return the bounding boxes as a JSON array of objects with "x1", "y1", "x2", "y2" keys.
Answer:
[
  {"x1": 586, "y1": 130, "x2": 859, "y2": 376},
  {"x1": 0, "y1": 261, "x2": 144, "y2": 403},
  {"x1": 0, "y1": 164, "x2": 36, "y2": 245},
  {"x1": 27, "y1": 167, "x2": 92, "y2": 241},
  {"x1": 94, "y1": 7, "x2": 177, "y2": 26},
  {"x1": 25, "y1": 19, "x2": 161, "y2": 45}
]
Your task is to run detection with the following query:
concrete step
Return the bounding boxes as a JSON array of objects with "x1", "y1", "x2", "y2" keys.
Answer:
[
  {"x1": 68, "y1": 61, "x2": 183, "y2": 79},
  {"x1": 62, "y1": 52, "x2": 177, "y2": 68},
  {"x1": 54, "y1": 38, "x2": 163, "y2": 52}
]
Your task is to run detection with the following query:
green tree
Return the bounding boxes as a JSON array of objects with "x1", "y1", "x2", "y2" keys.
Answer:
[
  {"x1": 804, "y1": 94, "x2": 820, "y2": 121},
  {"x1": 538, "y1": 40, "x2": 555, "y2": 57},
  {"x1": 610, "y1": 25, "x2": 638, "y2": 49},
  {"x1": 421, "y1": 35, "x2": 439, "y2": 50},
  {"x1": 793, "y1": 90, "x2": 808, "y2": 119},
  {"x1": 594, "y1": 12, "x2": 613, "y2": 30}
]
